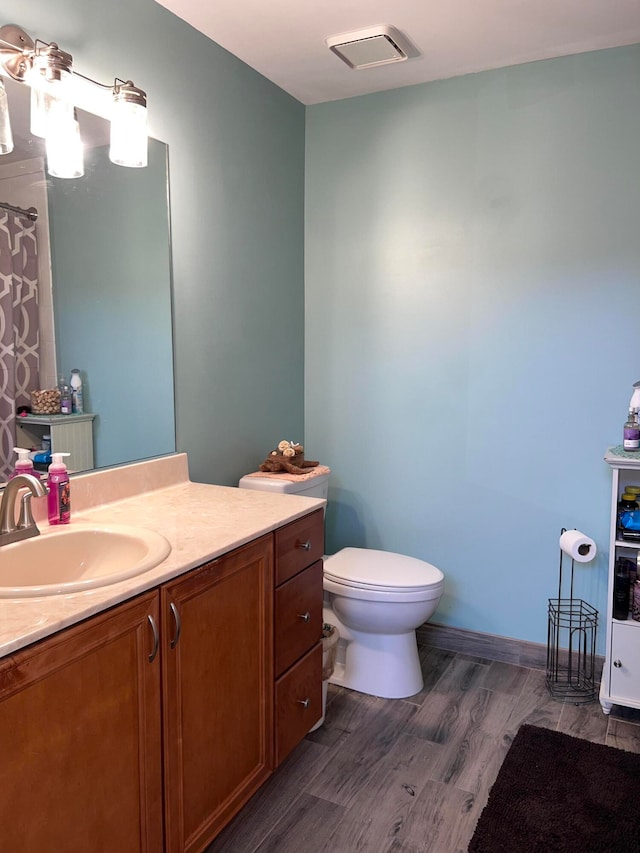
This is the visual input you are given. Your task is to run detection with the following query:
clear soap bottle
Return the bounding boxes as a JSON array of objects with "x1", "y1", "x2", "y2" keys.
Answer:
[{"x1": 58, "y1": 374, "x2": 72, "y2": 415}]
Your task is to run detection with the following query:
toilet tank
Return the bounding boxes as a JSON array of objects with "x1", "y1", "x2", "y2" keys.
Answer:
[{"x1": 238, "y1": 470, "x2": 330, "y2": 500}]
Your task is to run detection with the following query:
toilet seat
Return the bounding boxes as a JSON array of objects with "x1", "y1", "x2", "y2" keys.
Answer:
[{"x1": 324, "y1": 547, "x2": 443, "y2": 591}]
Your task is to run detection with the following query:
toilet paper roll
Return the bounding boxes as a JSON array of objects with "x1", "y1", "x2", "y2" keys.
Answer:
[{"x1": 559, "y1": 529, "x2": 597, "y2": 563}]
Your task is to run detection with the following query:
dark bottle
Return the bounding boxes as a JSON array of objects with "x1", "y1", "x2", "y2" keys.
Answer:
[{"x1": 613, "y1": 559, "x2": 631, "y2": 620}]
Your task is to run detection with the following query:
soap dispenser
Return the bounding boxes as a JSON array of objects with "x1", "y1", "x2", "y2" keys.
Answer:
[
  {"x1": 10, "y1": 447, "x2": 41, "y2": 480},
  {"x1": 47, "y1": 452, "x2": 71, "y2": 525}
]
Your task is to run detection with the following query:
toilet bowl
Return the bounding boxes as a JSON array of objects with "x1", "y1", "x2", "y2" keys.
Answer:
[
  {"x1": 323, "y1": 547, "x2": 444, "y2": 698},
  {"x1": 238, "y1": 467, "x2": 445, "y2": 700}
]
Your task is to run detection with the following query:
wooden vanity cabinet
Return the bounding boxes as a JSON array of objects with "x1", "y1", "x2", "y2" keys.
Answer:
[
  {"x1": 0, "y1": 508, "x2": 323, "y2": 852},
  {"x1": 0, "y1": 591, "x2": 163, "y2": 853},
  {"x1": 162, "y1": 535, "x2": 273, "y2": 853}
]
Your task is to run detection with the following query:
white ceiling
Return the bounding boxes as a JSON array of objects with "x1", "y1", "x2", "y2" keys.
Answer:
[{"x1": 153, "y1": 0, "x2": 640, "y2": 105}]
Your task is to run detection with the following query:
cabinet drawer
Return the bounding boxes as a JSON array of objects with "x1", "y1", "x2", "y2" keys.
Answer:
[
  {"x1": 275, "y1": 643, "x2": 322, "y2": 766},
  {"x1": 275, "y1": 509, "x2": 324, "y2": 585},
  {"x1": 275, "y1": 561, "x2": 323, "y2": 677},
  {"x1": 610, "y1": 622, "x2": 640, "y2": 703}
]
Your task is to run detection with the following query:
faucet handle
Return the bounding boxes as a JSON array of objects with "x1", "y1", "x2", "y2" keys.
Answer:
[{"x1": 17, "y1": 492, "x2": 39, "y2": 533}]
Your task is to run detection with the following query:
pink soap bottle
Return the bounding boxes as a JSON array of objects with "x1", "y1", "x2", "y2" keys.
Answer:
[
  {"x1": 10, "y1": 447, "x2": 41, "y2": 481},
  {"x1": 47, "y1": 452, "x2": 71, "y2": 525}
]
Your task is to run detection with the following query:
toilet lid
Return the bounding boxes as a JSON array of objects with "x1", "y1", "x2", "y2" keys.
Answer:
[{"x1": 324, "y1": 547, "x2": 444, "y2": 592}]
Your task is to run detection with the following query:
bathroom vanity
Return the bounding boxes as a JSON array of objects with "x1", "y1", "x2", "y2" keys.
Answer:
[{"x1": 0, "y1": 454, "x2": 324, "y2": 853}]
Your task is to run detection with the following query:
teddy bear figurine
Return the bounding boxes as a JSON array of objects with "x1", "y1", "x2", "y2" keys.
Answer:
[{"x1": 259, "y1": 440, "x2": 319, "y2": 474}]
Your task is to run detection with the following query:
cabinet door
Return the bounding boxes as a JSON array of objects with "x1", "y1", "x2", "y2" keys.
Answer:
[
  {"x1": 609, "y1": 622, "x2": 640, "y2": 704},
  {"x1": 0, "y1": 592, "x2": 163, "y2": 853},
  {"x1": 162, "y1": 536, "x2": 274, "y2": 853}
]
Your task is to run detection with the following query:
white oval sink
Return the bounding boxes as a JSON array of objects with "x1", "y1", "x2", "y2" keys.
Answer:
[{"x1": 0, "y1": 523, "x2": 171, "y2": 597}]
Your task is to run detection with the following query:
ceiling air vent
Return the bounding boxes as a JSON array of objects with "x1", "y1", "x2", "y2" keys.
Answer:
[{"x1": 326, "y1": 25, "x2": 412, "y2": 70}]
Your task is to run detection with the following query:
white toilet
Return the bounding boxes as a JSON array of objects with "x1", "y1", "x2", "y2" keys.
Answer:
[{"x1": 238, "y1": 468, "x2": 445, "y2": 699}]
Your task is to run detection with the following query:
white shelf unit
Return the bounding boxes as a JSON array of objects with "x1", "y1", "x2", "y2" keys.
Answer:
[
  {"x1": 16, "y1": 413, "x2": 96, "y2": 474},
  {"x1": 600, "y1": 448, "x2": 640, "y2": 714}
]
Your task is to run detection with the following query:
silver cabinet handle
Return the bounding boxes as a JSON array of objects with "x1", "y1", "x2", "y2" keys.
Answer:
[
  {"x1": 614, "y1": 659, "x2": 622, "y2": 668},
  {"x1": 147, "y1": 614, "x2": 159, "y2": 663},
  {"x1": 298, "y1": 698, "x2": 310, "y2": 709},
  {"x1": 170, "y1": 602, "x2": 181, "y2": 649},
  {"x1": 298, "y1": 611, "x2": 311, "y2": 623},
  {"x1": 299, "y1": 540, "x2": 311, "y2": 551}
]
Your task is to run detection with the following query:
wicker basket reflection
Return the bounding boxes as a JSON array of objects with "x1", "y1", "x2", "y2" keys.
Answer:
[{"x1": 31, "y1": 388, "x2": 61, "y2": 415}]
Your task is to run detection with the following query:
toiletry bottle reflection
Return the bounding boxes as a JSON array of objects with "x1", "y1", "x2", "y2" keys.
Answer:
[
  {"x1": 58, "y1": 375, "x2": 72, "y2": 415},
  {"x1": 70, "y1": 369, "x2": 84, "y2": 414}
]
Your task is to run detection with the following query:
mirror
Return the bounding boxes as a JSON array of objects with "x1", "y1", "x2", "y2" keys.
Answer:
[{"x1": 0, "y1": 77, "x2": 175, "y2": 481}]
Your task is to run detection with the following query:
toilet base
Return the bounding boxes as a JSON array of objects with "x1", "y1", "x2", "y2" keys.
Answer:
[{"x1": 328, "y1": 628, "x2": 424, "y2": 699}]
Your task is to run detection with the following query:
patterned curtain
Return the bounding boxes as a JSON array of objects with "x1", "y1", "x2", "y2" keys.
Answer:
[{"x1": 0, "y1": 209, "x2": 40, "y2": 481}]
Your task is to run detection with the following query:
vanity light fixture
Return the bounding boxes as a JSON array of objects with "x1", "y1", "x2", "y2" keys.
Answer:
[
  {"x1": 110, "y1": 80, "x2": 148, "y2": 168},
  {"x1": 0, "y1": 77, "x2": 13, "y2": 154},
  {"x1": 0, "y1": 23, "x2": 148, "y2": 174}
]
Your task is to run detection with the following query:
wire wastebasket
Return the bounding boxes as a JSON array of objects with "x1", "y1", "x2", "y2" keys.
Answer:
[{"x1": 309, "y1": 623, "x2": 339, "y2": 732}]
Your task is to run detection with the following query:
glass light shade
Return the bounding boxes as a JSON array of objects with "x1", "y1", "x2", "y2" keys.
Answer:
[
  {"x1": 0, "y1": 79, "x2": 13, "y2": 155},
  {"x1": 28, "y1": 57, "x2": 73, "y2": 139},
  {"x1": 110, "y1": 99, "x2": 148, "y2": 168},
  {"x1": 46, "y1": 115, "x2": 84, "y2": 179}
]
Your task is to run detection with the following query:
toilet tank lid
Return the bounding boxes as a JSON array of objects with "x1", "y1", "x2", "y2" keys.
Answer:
[
  {"x1": 324, "y1": 547, "x2": 444, "y2": 589},
  {"x1": 239, "y1": 467, "x2": 330, "y2": 493}
]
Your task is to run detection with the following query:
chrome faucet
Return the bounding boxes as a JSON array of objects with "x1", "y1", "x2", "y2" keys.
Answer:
[{"x1": 0, "y1": 474, "x2": 48, "y2": 547}]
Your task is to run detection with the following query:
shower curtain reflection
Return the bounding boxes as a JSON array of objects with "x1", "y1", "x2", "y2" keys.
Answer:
[{"x1": 0, "y1": 207, "x2": 39, "y2": 481}]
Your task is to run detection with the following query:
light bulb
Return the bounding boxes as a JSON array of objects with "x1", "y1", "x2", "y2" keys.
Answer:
[
  {"x1": 28, "y1": 49, "x2": 73, "y2": 139},
  {"x1": 0, "y1": 78, "x2": 13, "y2": 155},
  {"x1": 46, "y1": 113, "x2": 84, "y2": 179},
  {"x1": 110, "y1": 82, "x2": 147, "y2": 168}
]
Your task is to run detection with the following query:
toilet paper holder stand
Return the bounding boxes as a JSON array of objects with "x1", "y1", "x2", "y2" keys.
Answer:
[{"x1": 546, "y1": 527, "x2": 599, "y2": 704}]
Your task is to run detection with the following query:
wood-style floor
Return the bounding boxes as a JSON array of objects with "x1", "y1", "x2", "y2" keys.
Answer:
[{"x1": 206, "y1": 644, "x2": 640, "y2": 853}]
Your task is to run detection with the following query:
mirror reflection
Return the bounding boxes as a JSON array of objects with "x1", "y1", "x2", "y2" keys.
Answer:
[{"x1": 0, "y1": 76, "x2": 175, "y2": 482}]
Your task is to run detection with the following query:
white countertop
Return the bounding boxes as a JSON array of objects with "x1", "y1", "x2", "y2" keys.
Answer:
[{"x1": 0, "y1": 454, "x2": 325, "y2": 658}]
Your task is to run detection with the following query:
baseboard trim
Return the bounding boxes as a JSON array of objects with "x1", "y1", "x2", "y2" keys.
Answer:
[{"x1": 417, "y1": 622, "x2": 605, "y2": 673}]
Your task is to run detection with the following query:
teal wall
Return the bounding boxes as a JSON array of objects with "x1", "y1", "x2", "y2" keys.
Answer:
[
  {"x1": 305, "y1": 46, "x2": 640, "y2": 650},
  {"x1": 4, "y1": 0, "x2": 306, "y2": 484}
]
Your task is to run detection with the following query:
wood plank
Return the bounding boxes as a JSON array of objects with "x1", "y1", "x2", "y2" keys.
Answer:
[
  {"x1": 306, "y1": 696, "x2": 417, "y2": 807},
  {"x1": 502, "y1": 667, "x2": 563, "y2": 736},
  {"x1": 385, "y1": 778, "x2": 478, "y2": 853},
  {"x1": 304, "y1": 684, "x2": 388, "y2": 749},
  {"x1": 254, "y1": 793, "x2": 345, "y2": 853},
  {"x1": 324, "y1": 733, "x2": 441, "y2": 852},
  {"x1": 206, "y1": 740, "x2": 331, "y2": 852},
  {"x1": 606, "y1": 718, "x2": 640, "y2": 753},
  {"x1": 477, "y1": 660, "x2": 530, "y2": 696},
  {"x1": 406, "y1": 646, "x2": 458, "y2": 705},
  {"x1": 557, "y1": 701, "x2": 609, "y2": 744}
]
